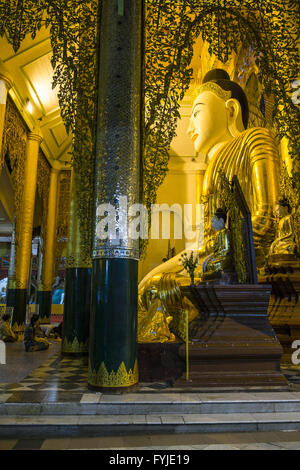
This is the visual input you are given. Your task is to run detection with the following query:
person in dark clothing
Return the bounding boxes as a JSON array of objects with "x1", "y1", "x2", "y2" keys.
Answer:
[
  {"x1": 24, "y1": 314, "x2": 50, "y2": 352},
  {"x1": 50, "y1": 321, "x2": 63, "y2": 339}
]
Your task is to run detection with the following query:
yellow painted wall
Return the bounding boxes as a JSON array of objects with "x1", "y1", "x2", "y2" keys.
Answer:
[{"x1": 138, "y1": 97, "x2": 207, "y2": 282}]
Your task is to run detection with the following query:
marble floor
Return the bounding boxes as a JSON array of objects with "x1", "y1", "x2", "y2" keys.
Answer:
[
  {"x1": 0, "y1": 342, "x2": 300, "y2": 404},
  {"x1": 0, "y1": 341, "x2": 62, "y2": 383},
  {"x1": 0, "y1": 341, "x2": 300, "y2": 451},
  {"x1": 0, "y1": 431, "x2": 300, "y2": 450},
  {"x1": 1, "y1": 342, "x2": 300, "y2": 450}
]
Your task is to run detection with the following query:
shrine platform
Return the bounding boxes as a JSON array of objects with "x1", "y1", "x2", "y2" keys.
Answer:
[{"x1": 1, "y1": 343, "x2": 300, "y2": 437}]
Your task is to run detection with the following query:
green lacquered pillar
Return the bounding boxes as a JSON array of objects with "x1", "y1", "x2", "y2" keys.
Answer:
[
  {"x1": 36, "y1": 290, "x2": 52, "y2": 320},
  {"x1": 62, "y1": 176, "x2": 91, "y2": 356},
  {"x1": 89, "y1": 259, "x2": 138, "y2": 389},
  {"x1": 62, "y1": 268, "x2": 91, "y2": 355},
  {"x1": 88, "y1": 0, "x2": 143, "y2": 391}
]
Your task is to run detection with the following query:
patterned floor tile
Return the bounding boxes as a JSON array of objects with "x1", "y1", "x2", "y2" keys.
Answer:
[{"x1": 1, "y1": 350, "x2": 299, "y2": 404}]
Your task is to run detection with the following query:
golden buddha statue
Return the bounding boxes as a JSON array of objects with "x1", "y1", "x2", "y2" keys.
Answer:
[
  {"x1": 138, "y1": 68, "x2": 280, "y2": 342},
  {"x1": 202, "y1": 208, "x2": 233, "y2": 280},
  {"x1": 269, "y1": 198, "x2": 298, "y2": 259}
]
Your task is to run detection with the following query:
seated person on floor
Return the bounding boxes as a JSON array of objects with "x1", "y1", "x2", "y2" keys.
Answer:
[
  {"x1": 49, "y1": 321, "x2": 63, "y2": 339},
  {"x1": 24, "y1": 314, "x2": 50, "y2": 352},
  {"x1": 0, "y1": 314, "x2": 17, "y2": 343}
]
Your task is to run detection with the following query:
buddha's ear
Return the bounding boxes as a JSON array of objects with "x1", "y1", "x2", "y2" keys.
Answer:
[{"x1": 225, "y1": 98, "x2": 245, "y2": 137}]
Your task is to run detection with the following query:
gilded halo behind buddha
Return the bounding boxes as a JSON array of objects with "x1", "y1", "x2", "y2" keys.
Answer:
[{"x1": 138, "y1": 68, "x2": 283, "y2": 344}]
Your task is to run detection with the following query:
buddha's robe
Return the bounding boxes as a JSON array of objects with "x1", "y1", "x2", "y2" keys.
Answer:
[{"x1": 202, "y1": 127, "x2": 279, "y2": 260}]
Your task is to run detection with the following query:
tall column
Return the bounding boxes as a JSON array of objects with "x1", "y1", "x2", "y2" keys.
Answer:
[
  {"x1": 88, "y1": 0, "x2": 143, "y2": 391},
  {"x1": 0, "y1": 62, "x2": 13, "y2": 159},
  {"x1": 12, "y1": 129, "x2": 43, "y2": 333},
  {"x1": 62, "y1": 174, "x2": 91, "y2": 355},
  {"x1": 6, "y1": 218, "x2": 16, "y2": 308},
  {"x1": 37, "y1": 166, "x2": 60, "y2": 324}
]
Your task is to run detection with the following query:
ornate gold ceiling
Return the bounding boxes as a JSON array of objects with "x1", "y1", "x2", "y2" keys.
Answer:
[{"x1": 0, "y1": 27, "x2": 72, "y2": 169}]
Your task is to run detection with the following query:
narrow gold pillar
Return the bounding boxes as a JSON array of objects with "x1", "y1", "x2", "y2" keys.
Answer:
[
  {"x1": 37, "y1": 166, "x2": 60, "y2": 324},
  {"x1": 0, "y1": 62, "x2": 13, "y2": 160},
  {"x1": 12, "y1": 129, "x2": 43, "y2": 332}
]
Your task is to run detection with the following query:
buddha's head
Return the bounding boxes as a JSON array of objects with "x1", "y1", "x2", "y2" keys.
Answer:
[{"x1": 187, "y1": 69, "x2": 249, "y2": 155}]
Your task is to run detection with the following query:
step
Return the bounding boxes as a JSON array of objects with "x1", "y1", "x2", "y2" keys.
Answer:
[
  {"x1": 1, "y1": 392, "x2": 300, "y2": 415},
  {"x1": 1, "y1": 412, "x2": 300, "y2": 437}
]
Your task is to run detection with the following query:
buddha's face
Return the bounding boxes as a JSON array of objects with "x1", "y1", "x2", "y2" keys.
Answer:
[{"x1": 187, "y1": 91, "x2": 230, "y2": 154}]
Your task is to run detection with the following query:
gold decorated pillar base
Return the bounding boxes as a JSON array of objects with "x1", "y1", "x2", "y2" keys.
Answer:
[{"x1": 88, "y1": 360, "x2": 139, "y2": 391}]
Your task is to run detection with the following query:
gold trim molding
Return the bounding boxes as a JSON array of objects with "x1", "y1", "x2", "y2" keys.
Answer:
[
  {"x1": 12, "y1": 322, "x2": 25, "y2": 333},
  {"x1": 193, "y1": 82, "x2": 232, "y2": 102},
  {"x1": 88, "y1": 360, "x2": 139, "y2": 388},
  {"x1": 62, "y1": 337, "x2": 89, "y2": 354},
  {"x1": 0, "y1": 62, "x2": 13, "y2": 90}
]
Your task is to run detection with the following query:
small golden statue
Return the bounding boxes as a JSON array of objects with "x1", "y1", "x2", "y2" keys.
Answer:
[
  {"x1": 202, "y1": 208, "x2": 233, "y2": 280},
  {"x1": 269, "y1": 198, "x2": 298, "y2": 259},
  {"x1": 138, "y1": 68, "x2": 280, "y2": 343},
  {"x1": 138, "y1": 285, "x2": 176, "y2": 343}
]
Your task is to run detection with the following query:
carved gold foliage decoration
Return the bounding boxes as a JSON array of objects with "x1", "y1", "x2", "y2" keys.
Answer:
[
  {"x1": 45, "y1": 1, "x2": 98, "y2": 261},
  {"x1": 280, "y1": 161, "x2": 300, "y2": 255},
  {"x1": 0, "y1": 0, "x2": 98, "y2": 262},
  {"x1": 1, "y1": 0, "x2": 299, "y2": 259},
  {"x1": 12, "y1": 321, "x2": 25, "y2": 333},
  {"x1": 1, "y1": 96, "x2": 28, "y2": 215},
  {"x1": 88, "y1": 360, "x2": 139, "y2": 388},
  {"x1": 142, "y1": 0, "x2": 299, "y2": 253},
  {"x1": 0, "y1": 0, "x2": 44, "y2": 53},
  {"x1": 37, "y1": 149, "x2": 51, "y2": 235},
  {"x1": 55, "y1": 170, "x2": 71, "y2": 275},
  {"x1": 1, "y1": 97, "x2": 28, "y2": 283},
  {"x1": 39, "y1": 316, "x2": 51, "y2": 325},
  {"x1": 62, "y1": 336, "x2": 88, "y2": 354}
]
